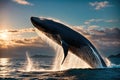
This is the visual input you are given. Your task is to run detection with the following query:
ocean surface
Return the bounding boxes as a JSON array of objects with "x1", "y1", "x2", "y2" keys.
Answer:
[{"x1": 0, "y1": 53, "x2": 120, "y2": 80}]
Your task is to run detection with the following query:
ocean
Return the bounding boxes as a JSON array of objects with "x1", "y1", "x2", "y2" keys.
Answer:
[{"x1": 0, "y1": 52, "x2": 120, "y2": 80}]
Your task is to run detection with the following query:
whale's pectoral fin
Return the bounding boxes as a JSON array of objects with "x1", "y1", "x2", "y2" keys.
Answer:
[{"x1": 61, "y1": 40, "x2": 69, "y2": 65}]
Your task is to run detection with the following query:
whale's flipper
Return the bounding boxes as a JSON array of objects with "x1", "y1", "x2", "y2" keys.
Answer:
[{"x1": 61, "y1": 40, "x2": 69, "y2": 64}]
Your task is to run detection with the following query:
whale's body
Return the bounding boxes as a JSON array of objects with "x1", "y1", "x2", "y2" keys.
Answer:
[{"x1": 31, "y1": 17, "x2": 106, "y2": 68}]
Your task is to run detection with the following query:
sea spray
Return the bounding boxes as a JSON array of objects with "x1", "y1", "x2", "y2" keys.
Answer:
[
  {"x1": 105, "y1": 58, "x2": 120, "y2": 68},
  {"x1": 61, "y1": 52, "x2": 91, "y2": 70},
  {"x1": 105, "y1": 58, "x2": 111, "y2": 67},
  {"x1": 52, "y1": 45, "x2": 91, "y2": 70},
  {"x1": 25, "y1": 51, "x2": 45, "y2": 72},
  {"x1": 26, "y1": 51, "x2": 34, "y2": 72}
]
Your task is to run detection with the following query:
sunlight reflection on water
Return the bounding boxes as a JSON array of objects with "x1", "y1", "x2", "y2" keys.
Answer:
[{"x1": 0, "y1": 58, "x2": 12, "y2": 77}]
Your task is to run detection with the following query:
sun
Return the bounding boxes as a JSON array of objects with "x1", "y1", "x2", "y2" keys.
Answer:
[
  {"x1": 1, "y1": 33, "x2": 8, "y2": 39},
  {"x1": 0, "y1": 30, "x2": 9, "y2": 40}
]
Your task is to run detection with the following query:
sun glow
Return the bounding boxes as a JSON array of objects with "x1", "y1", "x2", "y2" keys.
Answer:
[
  {"x1": 0, "y1": 30, "x2": 11, "y2": 48},
  {"x1": 0, "y1": 30, "x2": 9, "y2": 40}
]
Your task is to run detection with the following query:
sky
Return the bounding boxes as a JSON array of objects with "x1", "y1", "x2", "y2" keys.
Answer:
[{"x1": 0, "y1": 0, "x2": 120, "y2": 58}]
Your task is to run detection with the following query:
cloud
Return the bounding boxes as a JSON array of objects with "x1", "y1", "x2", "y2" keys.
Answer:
[
  {"x1": 87, "y1": 25, "x2": 99, "y2": 30},
  {"x1": 0, "y1": 36, "x2": 47, "y2": 50},
  {"x1": 105, "y1": 19, "x2": 119, "y2": 23},
  {"x1": 0, "y1": 28, "x2": 44, "y2": 48},
  {"x1": 89, "y1": 1, "x2": 110, "y2": 10},
  {"x1": 74, "y1": 27, "x2": 120, "y2": 46},
  {"x1": 84, "y1": 19, "x2": 119, "y2": 25},
  {"x1": 90, "y1": 28, "x2": 120, "y2": 56},
  {"x1": 7, "y1": 28, "x2": 35, "y2": 34},
  {"x1": 72, "y1": 26, "x2": 90, "y2": 36},
  {"x1": 11, "y1": 37, "x2": 45, "y2": 47},
  {"x1": 0, "y1": 28, "x2": 54, "y2": 58},
  {"x1": 89, "y1": 28, "x2": 120, "y2": 43},
  {"x1": 12, "y1": 0, "x2": 33, "y2": 6},
  {"x1": 0, "y1": 38, "x2": 54, "y2": 58},
  {"x1": 0, "y1": 28, "x2": 36, "y2": 41},
  {"x1": 84, "y1": 19, "x2": 103, "y2": 25}
]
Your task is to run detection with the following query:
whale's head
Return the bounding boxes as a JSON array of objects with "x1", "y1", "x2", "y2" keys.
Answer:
[
  {"x1": 31, "y1": 17, "x2": 63, "y2": 44},
  {"x1": 31, "y1": 17, "x2": 61, "y2": 34}
]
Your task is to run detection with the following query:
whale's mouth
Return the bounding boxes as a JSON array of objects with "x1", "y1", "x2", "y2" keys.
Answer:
[
  {"x1": 31, "y1": 17, "x2": 40, "y2": 28},
  {"x1": 31, "y1": 17, "x2": 48, "y2": 33}
]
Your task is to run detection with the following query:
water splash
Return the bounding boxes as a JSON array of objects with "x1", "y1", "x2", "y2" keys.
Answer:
[
  {"x1": 25, "y1": 51, "x2": 45, "y2": 72},
  {"x1": 105, "y1": 58, "x2": 120, "y2": 68},
  {"x1": 105, "y1": 58, "x2": 111, "y2": 67},
  {"x1": 52, "y1": 44, "x2": 91, "y2": 71},
  {"x1": 25, "y1": 51, "x2": 34, "y2": 72}
]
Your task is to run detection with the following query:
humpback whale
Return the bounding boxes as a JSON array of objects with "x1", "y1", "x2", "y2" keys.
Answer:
[{"x1": 31, "y1": 17, "x2": 107, "y2": 68}]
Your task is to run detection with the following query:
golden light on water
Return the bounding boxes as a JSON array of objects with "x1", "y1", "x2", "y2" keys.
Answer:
[
  {"x1": 0, "y1": 58, "x2": 11, "y2": 77},
  {"x1": 0, "y1": 58, "x2": 9, "y2": 66}
]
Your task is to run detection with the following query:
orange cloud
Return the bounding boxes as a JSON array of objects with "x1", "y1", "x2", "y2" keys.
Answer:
[
  {"x1": 0, "y1": 28, "x2": 45, "y2": 48},
  {"x1": 13, "y1": 0, "x2": 33, "y2": 6},
  {"x1": 11, "y1": 37, "x2": 45, "y2": 47},
  {"x1": 7, "y1": 28, "x2": 35, "y2": 34},
  {"x1": 0, "y1": 28, "x2": 36, "y2": 40}
]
